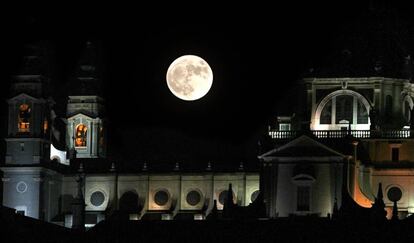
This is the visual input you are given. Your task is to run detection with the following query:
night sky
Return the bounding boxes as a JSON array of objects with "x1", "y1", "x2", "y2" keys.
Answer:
[{"x1": 1, "y1": 2, "x2": 414, "y2": 165}]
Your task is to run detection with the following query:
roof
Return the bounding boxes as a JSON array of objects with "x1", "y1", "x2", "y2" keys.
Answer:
[
  {"x1": 40, "y1": 157, "x2": 260, "y2": 175},
  {"x1": 259, "y1": 135, "x2": 346, "y2": 161}
]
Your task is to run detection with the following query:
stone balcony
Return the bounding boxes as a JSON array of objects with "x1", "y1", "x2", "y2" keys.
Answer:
[{"x1": 268, "y1": 129, "x2": 413, "y2": 139}]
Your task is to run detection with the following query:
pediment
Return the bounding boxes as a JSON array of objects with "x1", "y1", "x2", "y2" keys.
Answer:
[
  {"x1": 7, "y1": 93, "x2": 44, "y2": 103},
  {"x1": 67, "y1": 112, "x2": 94, "y2": 121},
  {"x1": 259, "y1": 135, "x2": 346, "y2": 162}
]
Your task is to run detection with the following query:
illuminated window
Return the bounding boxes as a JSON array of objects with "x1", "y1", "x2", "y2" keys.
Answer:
[
  {"x1": 18, "y1": 104, "x2": 31, "y2": 132},
  {"x1": 279, "y1": 123, "x2": 291, "y2": 131},
  {"x1": 75, "y1": 124, "x2": 87, "y2": 147},
  {"x1": 43, "y1": 119, "x2": 48, "y2": 134}
]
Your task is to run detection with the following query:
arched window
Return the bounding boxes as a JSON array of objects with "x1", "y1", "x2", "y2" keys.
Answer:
[
  {"x1": 75, "y1": 124, "x2": 87, "y2": 147},
  {"x1": 315, "y1": 90, "x2": 371, "y2": 130},
  {"x1": 18, "y1": 104, "x2": 31, "y2": 132}
]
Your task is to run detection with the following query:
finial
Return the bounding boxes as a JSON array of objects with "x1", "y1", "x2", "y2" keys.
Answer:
[
  {"x1": 238, "y1": 161, "x2": 244, "y2": 171},
  {"x1": 174, "y1": 162, "x2": 180, "y2": 171},
  {"x1": 206, "y1": 161, "x2": 212, "y2": 171},
  {"x1": 78, "y1": 162, "x2": 84, "y2": 173},
  {"x1": 110, "y1": 162, "x2": 116, "y2": 172}
]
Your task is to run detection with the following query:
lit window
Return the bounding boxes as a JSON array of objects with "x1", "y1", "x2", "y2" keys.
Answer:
[
  {"x1": 18, "y1": 104, "x2": 31, "y2": 132},
  {"x1": 75, "y1": 124, "x2": 87, "y2": 147},
  {"x1": 279, "y1": 123, "x2": 291, "y2": 131},
  {"x1": 43, "y1": 119, "x2": 48, "y2": 134}
]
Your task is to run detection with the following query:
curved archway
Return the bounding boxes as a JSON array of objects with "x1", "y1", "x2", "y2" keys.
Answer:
[{"x1": 313, "y1": 89, "x2": 371, "y2": 130}]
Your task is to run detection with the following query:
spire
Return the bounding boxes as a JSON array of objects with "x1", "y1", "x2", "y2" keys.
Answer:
[
  {"x1": 77, "y1": 162, "x2": 84, "y2": 173},
  {"x1": 174, "y1": 162, "x2": 180, "y2": 171},
  {"x1": 238, "y1": 161, "x2": 244, "y2": 171},
  {"x1": 371, "y1": 183, "x2": 387, "y2": 222},
  {"x1": 71, "y1": 41, "x2": 102, "y2": 95},
  {"x1": 11, "y1": 42, "x2": 49, "y2": 97},
  {"x1": 377, "y1": 182, "x2": 384, "y2": 201},
  {"x1": 110, "y1": 161, "x2": 116, "y2": 172},
  {"x1": 403, "y1": 55, "x2": 414, "y2": 82},
  {"x1": 391, "y1": 200, "x2": 399, "y2": 221},
  {"x1": 206, "y1": 161, "x2": 212, "y2": 171},
  {"x1": 71, "y1": 174, "x2": 85, "y2": 231},
  {"x1": 18, "y1": 43, "x2": 45, "y2": 75},
  {"x1": 142, "y1": 162, "x2": 148, "y2": 171},
  {"x1": 332, "y1": 198, "x2": 339, "y2": 220},
  {"x1": 208, "y1": 200, "x2": 218, "y2": 220},
  {"x1": 223, "y1": 183, "x2": 235, "y2": 218}
]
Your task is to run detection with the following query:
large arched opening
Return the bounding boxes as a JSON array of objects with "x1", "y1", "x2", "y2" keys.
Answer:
[{"x1": 313, "y1": 90, "x2": 371, "y2": 130}]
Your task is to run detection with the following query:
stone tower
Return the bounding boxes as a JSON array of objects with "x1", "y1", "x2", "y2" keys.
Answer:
[
  {"x1": 66, "y1": 41, "x2": 106, "y2": 159},
  {"x1": 1, "y1": 43, "x2": 55, "y2": 219}
]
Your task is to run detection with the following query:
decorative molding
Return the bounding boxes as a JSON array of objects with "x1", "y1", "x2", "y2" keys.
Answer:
[{"x1": 1, "y1": 177, "x2": 10, "y2": 182}]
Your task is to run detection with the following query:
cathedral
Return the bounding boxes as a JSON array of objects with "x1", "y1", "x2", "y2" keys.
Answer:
[{"x1": 2, "y1": 8, "x2": 414, "y2": 230}]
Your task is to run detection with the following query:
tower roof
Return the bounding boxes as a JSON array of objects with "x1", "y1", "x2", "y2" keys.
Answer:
[
  {"x1": 10, "y1": 41, "x2": 51, "y2": 97},
  {"x1": 69, "y1": 41, "x2": 103, "y2": 96}
]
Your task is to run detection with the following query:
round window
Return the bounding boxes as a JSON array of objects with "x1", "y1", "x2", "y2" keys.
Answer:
[
  {"x1": 387, "y1": 187, "x2": 402, "y2": 202},
  {"x1": 186, "y1": 190, "x2": 201, "y2": 206},
  {"x1": 90, "y1": 191, "x2": 105, "y2": 207},
  {"x1": 218, "y1": 190, "x2": 235, "y2": 205},
  {"x1": 16, "y1": 181, "x2": 27, "y2": 193},
  {"x1": 250, "y1": 190, "x2": 260, "y2": 202},
  {"x1": 154, "y1": 190, "x2": 169, "y2": 206}
]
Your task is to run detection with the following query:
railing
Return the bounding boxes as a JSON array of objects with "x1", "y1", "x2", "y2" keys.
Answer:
[{"x1": 268, "y1": 130, "x2": 413, "y2": 139}]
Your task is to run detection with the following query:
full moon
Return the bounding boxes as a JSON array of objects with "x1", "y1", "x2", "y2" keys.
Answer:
[{"x1": 166, "y1": 55, "x2": 213, "y2": 101}]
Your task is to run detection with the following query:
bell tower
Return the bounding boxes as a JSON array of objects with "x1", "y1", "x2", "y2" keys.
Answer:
[
  {"x1": 66, "y1": 41, "x2": 106, "y2": 159},
  {"x1": 1, "y1": 43, "x2": 53, "y2": 219}
]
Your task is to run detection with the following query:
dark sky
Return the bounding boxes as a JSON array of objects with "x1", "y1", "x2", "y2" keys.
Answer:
[{"x1": 2, "y1": 2, "x2": 413, "y2": 164}]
